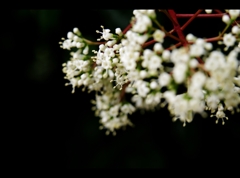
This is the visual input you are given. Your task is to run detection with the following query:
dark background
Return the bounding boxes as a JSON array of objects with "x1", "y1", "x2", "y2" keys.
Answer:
[{"x1": 3, "y1": 10, "x2": 240, "y2": 168}]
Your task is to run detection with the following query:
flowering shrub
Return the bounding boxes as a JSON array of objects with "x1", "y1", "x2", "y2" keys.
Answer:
[{"x1": 60, "y1": 9, "x2": 240, "y2": 135}]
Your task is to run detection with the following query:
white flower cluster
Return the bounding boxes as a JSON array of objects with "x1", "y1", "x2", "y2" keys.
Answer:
[{"x1": 60, "y1": 10, "x2": 240, "y2": 135}]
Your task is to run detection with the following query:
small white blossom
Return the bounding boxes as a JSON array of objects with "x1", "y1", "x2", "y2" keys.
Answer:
[
  {"x1": 158, "y1": 72, "x2": 171, "y2": 87},
  {"x1": 140, "y1": 70, "x2": 148, "y2": 79},
  {"x1": 162, "y1": 50, "x2": 171, "y2": 60},
  {"x1": 232, "y1": 25, "x2": 240, "y2": 34},
  {"x1": 205, "y1": 9, "x2": 212, "y2": 14},
  {"x1": 153, "y1": 29, "x2": 165, "y2": 43},
  {"x1": 222, "y1": 14, "x2": 230, "y2": 24},
  {"x1": 96, "y1": 26, "x2": 114, "y2": 41},
  {"x1": 173, "y1": 63, "x2": 187, "y2": 83},
  {"x1": 229, "y1": 10, "x2": 240, "y2": 19},
  {"x1": 148, "y1": 55, "x2": 162, "y2": 70},
  {"x1": 204, "y1": 43, "x2": 213, "y2": 51},
  {"x1": 137, "y1": 81, "x2": 150, "y2": 97},
  {"x1": 115, "y1": 28, "x2": 122, "y2": 35},
  {"x1": 186, "y1": 33, "x2": 196, "y2": 42},
  {"x1": 223, "y1": 33, "x2": 236, "y2": 47},
  {"x1": 73, "y1": 27, "x2": 81, "y2": 35},
  {"x1": 153, "y1": 43, "x2": 163, "y2": 53},
  {"x1": 150, "y1": 80, "x2": 158, "y2": 89},
  {"x1": 189, "y1": 59, "x2": 198, "y2": 68},
  {"x1": 191, "y1": 71, "x2": 206, "y2": 87},
  {"x1": 190, "y1": 44, "x2": 205, "y2": 57}
]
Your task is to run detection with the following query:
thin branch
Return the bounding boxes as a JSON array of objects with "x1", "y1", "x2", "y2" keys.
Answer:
[
  {"x1": 120, "y1": 81, "x2": 130, "y2": 102},
  {"x1": 122, "y1": 23, "x2": 132, "y2": 34},
  {"x1": 168, "y1": 10, "x2": 188, "y2": 46},
  {"x1": 153, "y1": 19, "x2": 181, "y2": 42},
  {"x1": 142, "y1": 39, "x2": 156, "y2": 48},
  {"x1": 180, "y1": 10, "x2": 203, "y2": 31},
  {"x1": 165, "y1": 42, "x2": 182, "y2": 50},
  {"x1": 205, "y1": 36, "x2": 222, "y2": 42},
  {"x1": 176, "y1": 14, "x2": 225, "y2": 18}
]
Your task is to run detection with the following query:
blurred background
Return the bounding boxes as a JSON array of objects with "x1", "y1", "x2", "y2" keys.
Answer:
[{"x1": 4, "y1": 10, "x2": 240, "y2": 168}]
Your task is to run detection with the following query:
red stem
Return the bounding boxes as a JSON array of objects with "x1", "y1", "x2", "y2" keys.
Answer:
[
  {"x1": 122, "y1": 23, "x2": 132, "y2": 34},
  {"x1": 120, "y1": 81, "x2": 130, "y2": 102},
  {"x1": 142, "y1": 40, "x2": 156, "y2": 48},
  {"x1": 180, "y1": 10, "x2": 203, "y2": 31},
  {"x1": 168, "y1": 10, "x2": 188, "y2": 46},
  {"x1": 165, "y1": 42, "x2": 182, "y2": 50},
  {"x1": 196, "y1": 57, "x2": 204, "y2": 64},
  {"x1": 205, "y1": 36, "x2": 222, "y2": 42},
  {"x1": 176, "y1": 14, "x2": 225, "y2": 18}
]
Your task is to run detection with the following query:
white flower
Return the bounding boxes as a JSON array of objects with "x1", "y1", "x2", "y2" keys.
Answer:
[
  {"x1": 158, "y1": 72, "x2": 171, "y2": 86},
  {"x1": 76, "y1": 42, "x2": 84, "y2": 48},
  {"x1": 205, "y1": 9, "x2": 212, "y2": 14},
  {"x1": 171, "y1": 47, "x2": 189, "y2": 63},
  {"x1": 131, "y1": 94, "x2": 144, "y2": 108},
  {"x1": 67, "y1": 32, "x2": 74, "y2": 39},
  {"x1": 163, "y1": 91, "x2": 176, "y2": 104},
  {"x1": 162, "y1": 50, "x2": 171, "y2": 60},
  {"x1": 132, "y1": 14, "x2": 152, "y2": 33},
  {"x1": 62, "y1": 39, "x2": 72, "y2": 50},
  {"x1": 73, "y1": 27, "x2": 81, "y2": 35},
  {"x1": 146, "y1": 10, "x2": 156, "y2": 18},
  {"x1": 205, "y1": 78, "x2": 218, "y2": 91},
  {"x1": 204, "y1": 43, "x2": 213, "y2": 51},
  {"x1": 189, "y1": 44, "x2": 205, "y2": 57},
  {"x1": 222, "y1": 14, "x2": 230, "y2": 24},
  {"x1": 140, "y1": 70, "x2": 148, "y2": 79},
  {"x1": 189, "y1": 99, "x2": 205, "y2": 113},
  {"x1": 136, "y1": 34, "x2": 149, "y2": 44},
  {"x1": 115, "y1": 28, "x2": 122, "y2": 35},
  {"x1": 143, "y1": 49, "x2": 154, "y2": 60},
  {"x1": 173, "y1": 63, "x2": 187, "y2": 83},
  {"x1": 101, "y1": 59, "x2": 112, "y2": 69},
  {"x1": 83, "y1": 46, "x2": 89, "y2": 55},
  {"x1": 150, "y1": 80, "x2": 158, "y2": 89},
  {"x1": 96, "y1": 26, "x2": 114, "y2": 41},
  {"x1": 137, "y1": 81, "x2": 150, "y2": 97},
  {"x1": 145, "y1": 94, "x2": 154, "y2": 105},
  {"x1": 205, "y1": 51, "x2": 225, "y2": 71},
  {"x1": 232, "y1": 25, "x2": 240, "y2": 34},
  {"x1": 206, "y1": 94, "x2": 220, "y2": 110},
  {"x1": 148, "y1": 55, "x2": 162, "y2": 70},
  {"x1": 188, "y1": 85, "x2": 204, "y2": 99},
  {"x1": 123, "y1": 59, "x2": 136, "y2": 71},
  {"x1": 121, "y1": 104, "x2": 135, "y2": 114},
  {"x1": 229, "y1": 10, "x2": 240, "y2": 19},
  {"x1": 153, "y1": 29, "x2": 165, "y2": 43},
  {"x1": 65, "y1": 78, "x2": 78, "y2": 93},
  {"x1": 223, "y1": 33, "x2": 236, "y2": 47},
  {"x1": 189, "y1": 59, "x2": 198, "y2": 68},
  {"x1": 186, "y1": 33, "x2": 196, "y2": 42},
  {"x1": 127, "y1": 70, "x2": 140, "y2": 81},
  {"x1": 153, "y1": 43, "x2": 163, "y2": 53},
  {"x1": 191, "y1": 71, "x2": 206, "y2": 87},
  {"x1": 196, "y1": 38, "x2": 205, "y2": 46},
  {"x1": 112, "y1": 58, "x2": 119, "y2": 64},
  {"x1": 233, "y1": 76, "x2": 240, "y2": 86}
]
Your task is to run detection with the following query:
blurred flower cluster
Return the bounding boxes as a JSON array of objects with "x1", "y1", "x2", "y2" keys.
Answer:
[{"x1": 60, "y1": 9, "x2": 240, "y2": 135}]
